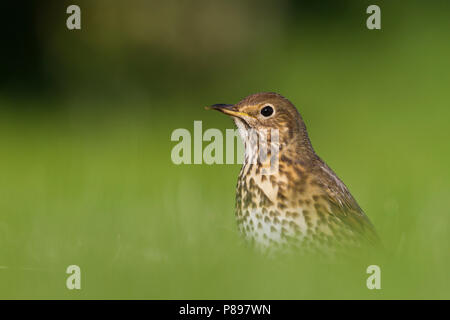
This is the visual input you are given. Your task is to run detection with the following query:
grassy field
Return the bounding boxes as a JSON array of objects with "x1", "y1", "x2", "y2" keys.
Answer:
[{"x1": 1, "y1": 4, "x2": 450, "y2": 299}]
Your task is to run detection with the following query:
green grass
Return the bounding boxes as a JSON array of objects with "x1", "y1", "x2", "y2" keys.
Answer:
[
  {"x1": 0, "y1": 90, "x2": 449, "y2": 299},
  {"x1": 1, "y1": 10, "x2": 450, "y2": 299}
]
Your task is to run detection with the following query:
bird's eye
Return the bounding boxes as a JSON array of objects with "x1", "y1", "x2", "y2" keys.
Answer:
[{"x1": 260, "y1": 105, "x2": 274, "y2": 117}]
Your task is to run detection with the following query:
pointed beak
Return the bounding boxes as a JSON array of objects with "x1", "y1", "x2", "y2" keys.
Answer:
[{"x1": 205, "y1": 104, "x2": 252, "y2": 119}]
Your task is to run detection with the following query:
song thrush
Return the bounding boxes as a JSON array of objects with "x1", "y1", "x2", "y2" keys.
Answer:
[{"x1": 208, "y1": 92, "x2": 378, "y2": 254}]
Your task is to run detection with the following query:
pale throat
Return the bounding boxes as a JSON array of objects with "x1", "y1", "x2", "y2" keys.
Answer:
[{"x1": 234, "y1": 118, "x2": 286, "y2": 204}]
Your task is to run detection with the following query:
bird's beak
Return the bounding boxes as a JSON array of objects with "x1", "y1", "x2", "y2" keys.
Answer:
[{"x1": 205, "y1": 104, "x2": 252, "y2": 119}]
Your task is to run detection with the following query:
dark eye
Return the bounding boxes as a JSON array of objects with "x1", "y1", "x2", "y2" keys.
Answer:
[{"x1": 260, "y1": 105, "x2": 274, "y2": 117}]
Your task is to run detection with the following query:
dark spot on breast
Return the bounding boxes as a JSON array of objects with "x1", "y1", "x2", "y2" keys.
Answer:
[
  {"x1": 269, "y1": 210, "x2": 279, "y2": 217},
  {"x1": 305, "y1": 219, "x2": 313, "y2": 228},
  {"x1": 281, "y1": 155, "x2": 292, "y2": 164},
  {"x1": 270, "y1": 175, "x2": 277, "y2": 187},
  {"x1": 278, "y1": 193, "x2": 287, "y2": 202}
]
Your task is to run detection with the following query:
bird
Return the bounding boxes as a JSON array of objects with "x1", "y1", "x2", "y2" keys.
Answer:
[{"x1": 207, "y1": 92, "x2": 378, "y2": 255}]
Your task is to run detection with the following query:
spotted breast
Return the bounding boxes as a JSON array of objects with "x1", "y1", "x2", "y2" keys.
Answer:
[{"x1": 208, "y1": 92, "x2": 378, "y2": 254}]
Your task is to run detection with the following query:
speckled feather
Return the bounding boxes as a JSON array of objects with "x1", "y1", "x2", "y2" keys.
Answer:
[{"x1": 210, "y1": 92, "x2": 378, "y2": 254}]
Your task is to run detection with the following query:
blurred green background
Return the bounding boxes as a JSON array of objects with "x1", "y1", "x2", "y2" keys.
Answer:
[{"x1": 1, "y1": 0, "x2": 449, "y2": 299}]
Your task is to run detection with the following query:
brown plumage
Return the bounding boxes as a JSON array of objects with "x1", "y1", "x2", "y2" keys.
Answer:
[{"x1": 208, "y1": 92, "x2": 378, "y2": 254}]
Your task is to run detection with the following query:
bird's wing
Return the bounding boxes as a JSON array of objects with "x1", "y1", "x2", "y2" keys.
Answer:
[
  {"x1": 316, "y1": 162, "x2": 379, "y2": 245},
  {"x1": 325, "y1": 186, "x2": 379, "y2": 245}
]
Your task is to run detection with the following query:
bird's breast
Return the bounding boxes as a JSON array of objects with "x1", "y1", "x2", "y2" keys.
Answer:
[
  {"x1": 235, "y1": 163, "x2": 311, "y2": 249},
  {"x1": 234, "y1": 161, "x2": 358, "y2": 252}
]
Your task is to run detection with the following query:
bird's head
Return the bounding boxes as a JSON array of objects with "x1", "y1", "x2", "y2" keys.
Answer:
[{"x1": 207, "y1": 92, "x2": 312, "y2": 149}]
